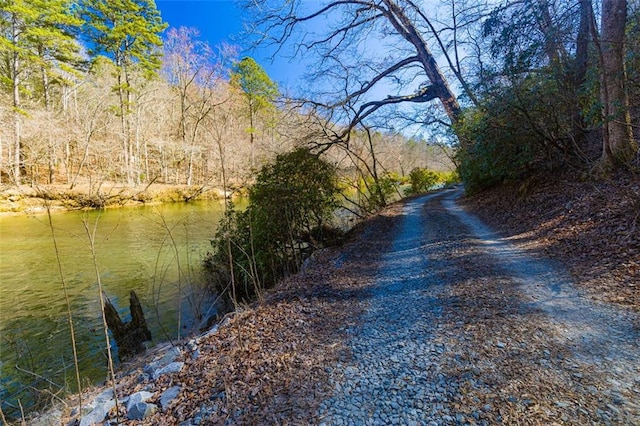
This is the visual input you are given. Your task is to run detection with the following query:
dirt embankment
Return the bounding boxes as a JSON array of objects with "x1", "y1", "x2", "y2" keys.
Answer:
[
  {"x1": 0, "y1": 183, "x2": 236, "y2": 216},
  {"x1": 462, "y1": 171, "x2": 640, "y2": 311}
]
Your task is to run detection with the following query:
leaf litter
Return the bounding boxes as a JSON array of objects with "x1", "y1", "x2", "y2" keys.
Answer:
[{"x1": 46, "y1": 174, "x2": 640, "y2": 425}]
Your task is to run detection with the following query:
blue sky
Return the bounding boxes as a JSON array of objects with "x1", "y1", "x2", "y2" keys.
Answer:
[{"x1": 156, "y1": 0, "x2": 306, "y2": 91}]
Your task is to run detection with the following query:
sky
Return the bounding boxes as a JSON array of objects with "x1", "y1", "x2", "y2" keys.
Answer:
[{"x1": 156, "y1": 0, "x2": 306, "y2": 91}]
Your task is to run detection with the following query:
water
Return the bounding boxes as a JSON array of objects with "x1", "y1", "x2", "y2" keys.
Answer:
[{"x1": 0, "y1": 200, "x2": 232, "y2": 418}]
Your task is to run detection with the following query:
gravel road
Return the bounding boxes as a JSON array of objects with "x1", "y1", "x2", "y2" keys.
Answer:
[{"x1": 318, "y1": 189, "x2": 640, "y2": 425}]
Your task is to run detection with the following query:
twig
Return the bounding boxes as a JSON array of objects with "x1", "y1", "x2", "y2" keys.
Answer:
[
  {"x1": 27, "y1": 386, "x2": 66, "y2": 406},
  {"x1": 0, "y1": 404, "x2": 9, "y2": 426},
  {"x1": 82, "y1": 213, "x2": 120, "y2": 422},
  {"x1": 14, "y1": 365, "x2": 63, "y2": 390},
  {"x1": 17, "y1": 400, "x2": 25, "y2": 426},
  {"x1": 45, "y1": 201, "x2": 83, "y2": 412}
]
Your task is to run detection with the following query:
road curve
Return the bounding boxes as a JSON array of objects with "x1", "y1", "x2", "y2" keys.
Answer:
[{"x1": 318, "y1": 189, "x2": 640, "y2": 425}]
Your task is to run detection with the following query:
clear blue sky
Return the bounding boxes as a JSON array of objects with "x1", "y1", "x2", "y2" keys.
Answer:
[{"x1": 156, "y1": 0, "x2": 305, "y2": 91}]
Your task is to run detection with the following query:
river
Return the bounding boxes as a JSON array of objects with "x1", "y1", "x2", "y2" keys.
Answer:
[{"x1": 0, "y1": 200, "x2": 233, "y2": 418}]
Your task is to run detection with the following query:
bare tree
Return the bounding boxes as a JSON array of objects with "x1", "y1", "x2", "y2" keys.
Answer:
[
  {"x1": 164, "y1": 28, "x2": 227, "y2": 185},
  {"x1": 246, "y1": 0, "x2": 475, "y2": 143}
]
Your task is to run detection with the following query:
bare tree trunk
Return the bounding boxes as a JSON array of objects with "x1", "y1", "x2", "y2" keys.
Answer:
[
  {"x1": 103, "y1": 290, "x2": 152, "y2": 361},
  {"x1": 382, "y1": 0, "x2": 461, "y2": 123},
  {"x1": 600, "y1": 0, "x2": 637, "y2": 168},
  {"x1": 536, "y1": 0, "x2": 566, "y2": 66},
  {"x1": 11, "y1": 16, "x2": 22, "y2": 185},
  {"x1": 249, "y1": 104, "x2": 255, "y2": 170},
  {"x1": 572, "y1": 0, "x2": 594, "y2": 143}
]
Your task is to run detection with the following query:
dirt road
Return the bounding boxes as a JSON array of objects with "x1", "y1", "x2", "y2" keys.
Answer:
[
  {"x1": 319, "y1": 188, "x2": 640, "y2": 425},
  {"x1": 54, "y1": 188, "x2": 640, "y2": 425}
]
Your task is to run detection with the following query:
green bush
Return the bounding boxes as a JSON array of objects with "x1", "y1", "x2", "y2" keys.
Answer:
[
  {"x1": 204, "y1": 148, "x2": 341, "y2": 305},
  {"x1": 365, "y1": 173, "x2": 400, "y2": 211},
  {"x1": 406, "y1": 168, "x2": 439, "y2": 195},
  {"x1": 403, "y1": 168, "x2": 458, "y2": 196},
  {"x1": 454, "y1": 73, "x2": 573, "y2": 193}
]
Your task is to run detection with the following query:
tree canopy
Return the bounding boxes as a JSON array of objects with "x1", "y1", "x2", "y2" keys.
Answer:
[{"x1": 246, "y1": 0, "x2": 639, "y2": 188}]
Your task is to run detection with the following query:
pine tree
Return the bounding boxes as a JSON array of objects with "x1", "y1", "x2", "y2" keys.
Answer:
[
  {"x1": 78, "y1": 0, "x2": 167, "y2": 185},
  {"x1": 0, "y1": 0, "x2": 81, "y2": 184},
  {"x1": 230, "y1": 57, "x2": 278, "y2": 170}
]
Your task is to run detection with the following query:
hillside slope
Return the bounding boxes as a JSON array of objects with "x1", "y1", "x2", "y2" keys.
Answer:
[{"x1": 461, "y1": 171, "x2": 640, "y2": 310}]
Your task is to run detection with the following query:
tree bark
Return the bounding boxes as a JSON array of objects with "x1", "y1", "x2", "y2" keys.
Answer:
[
  {"x1": 571, "y1": 0, "x2": 594, "y2": 144},
  {"x1": 382, "y1": 0, "x2": 461, "y2": 124},
  {"x1": 600, "y1": 0, "x2": 637, "y2": 168},
  {"x1": 11, "y1": 14, "x2": 22, "y2": 185}
]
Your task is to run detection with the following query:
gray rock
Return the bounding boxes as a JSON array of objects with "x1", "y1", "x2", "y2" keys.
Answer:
[
  {"x1": 126, "y1": 391, "x2": 155, "y2": 412},
  {"x1": 144, "y1": 346, "x2": 183, "y2": 376},
  {"x1": 30, "y1": 409, "x2": 63, "y2": 426},
  {"x1": 79, "y1": 399, "x2": 115, "y2": 426},
  {"x1": 152, "y1": 361, "x2": 184, "y2": 380},
  {"x1": 160, "y1": 386, "x2": 182, "y2": 410},
  {"x1": 127, "y1": 402, "x2": 157, "y2": 420},
  {"x1": 94, "y1": 388, "x2": 114, "y2": 404}
]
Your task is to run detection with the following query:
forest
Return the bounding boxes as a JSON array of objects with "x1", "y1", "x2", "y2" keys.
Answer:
[
  {"x1": 0, "y1": 0, "x2": 453, "y2": 211},
  {"x1": 1, "y1": 0, "x2": 638, "y2": 209},
  {"x1": 247, "y1": 0, "x2": 639, "y2": 185}
]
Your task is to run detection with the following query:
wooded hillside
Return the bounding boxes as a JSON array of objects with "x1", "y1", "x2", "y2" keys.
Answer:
[{"x1": 0, "y1": 0, "x2": 452, "y2": 201}]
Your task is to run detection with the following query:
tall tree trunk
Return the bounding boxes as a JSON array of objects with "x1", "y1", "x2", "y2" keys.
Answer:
[
  {"x1": 600, "y1": 0, "x2": 637, "y2": 168},
  {"x1": 40, "y1": 49, "x2": 56, "y2": 184},
  {"x1": 571, "y1": 0, "x2": 594, "y2": 145},
  {"x1": 536, "y1": 0, "x2": 568, "y2": 67},
  {"x1": 117, "y1": 71, "x2": 130, "y2": 185},
  {"x1": 382, "y1": 0, "x2": 461, "y2": 124},
  {"x1": 249, "y1": 107, "x2": 255, "y2": 170},
  {"x1": 11, "y1": 16, "x2": 22, "y2": 185}
]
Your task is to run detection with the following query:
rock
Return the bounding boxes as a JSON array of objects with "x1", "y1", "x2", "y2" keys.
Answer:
[
  {"x1": 127, "y1": 402, "x2": 157, "y2": 420},
  {"x1": 160, "y1": 386, "x2": 182, "y2": 410},
  {"x1": 30, "y1": 409, "x2": 63, "y2": 426},
  {"x1": 144, "y1": 347, "x2": 183, "y2": 377},
  {"x1": 203, "y1": 325, "x2": 220, "y2": 340},
  {"x1": 162, "y1": 346, "x2": 183, "y2": 363},
  {"x1": 79, "y1": 399, "x2": 115, "y2": 426},
  {"x1": 94, "y1": 388, "x2": 114, "y2": 404},
  {"x1": 187, "y1": 339, "x2": 198, "y2": 352},
  {"x1": 152, "y1": 361, "x2": 184, "y2": 380},
  {"x1": 126, "y1": 391, "x2": 155, "y2": 412}
]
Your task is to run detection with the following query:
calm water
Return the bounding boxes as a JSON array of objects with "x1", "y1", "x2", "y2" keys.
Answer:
[{"x1": 0, "y1": 200, "x2": 231, "y2": 418}]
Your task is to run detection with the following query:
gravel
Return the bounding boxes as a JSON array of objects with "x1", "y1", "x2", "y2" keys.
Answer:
[
  {"x1": 319, "y1": 193, "x2": 461, "y2": 425},
  {"x1": 318, "y1": 189, "x2": 640, "y2": 425}
]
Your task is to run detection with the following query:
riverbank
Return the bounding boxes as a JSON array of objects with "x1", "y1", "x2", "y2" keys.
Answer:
[
  {"x1": 19, "y1": 174, "x2": 640, "y2": 424},
  {"x1": 21, "y1": 198, "x2": 401, "y2": 425},
  {"x1": 0, "y1": 183, "x2": 242, "y2": 216}
]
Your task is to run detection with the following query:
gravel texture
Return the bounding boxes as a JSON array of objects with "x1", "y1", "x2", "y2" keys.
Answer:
[{"x1": 318, "y1": 189, "x2": 640, "y2": 425}]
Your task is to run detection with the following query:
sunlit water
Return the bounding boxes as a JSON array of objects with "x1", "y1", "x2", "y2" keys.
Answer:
[{"x1": 0, "y1": 200, "x2": 233, "y2": 418}]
